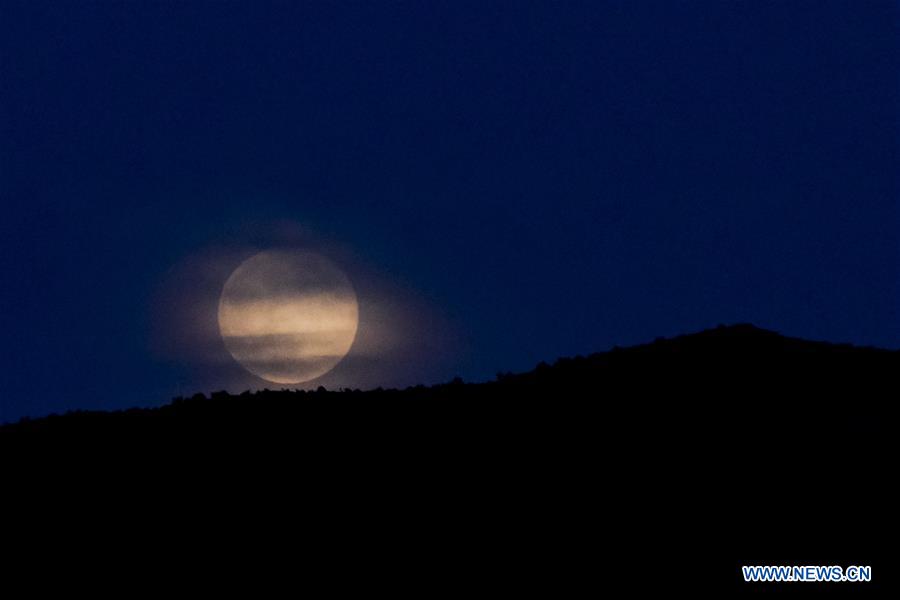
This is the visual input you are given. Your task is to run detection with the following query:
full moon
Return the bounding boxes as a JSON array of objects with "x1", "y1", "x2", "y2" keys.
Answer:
[{"x1": 217, "y1": 250, "x2": 359, "y2": 384}]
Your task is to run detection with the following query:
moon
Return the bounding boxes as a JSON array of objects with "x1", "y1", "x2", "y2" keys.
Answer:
[{"x1": 217, "y1": 250, "x2": 359, "y2": 384}]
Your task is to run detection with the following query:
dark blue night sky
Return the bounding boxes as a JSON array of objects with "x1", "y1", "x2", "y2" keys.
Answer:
[{"x1": 2, "y1": 1, "x2": 898, "y2": 421}]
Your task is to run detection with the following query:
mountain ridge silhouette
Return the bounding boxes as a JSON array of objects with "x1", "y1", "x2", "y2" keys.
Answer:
[
  {"x1": 3, "y1": 323, "x2": 893, "y2": 596},
  {"x1": 2, "y1": 323, "x2": 895, "y2": 432}
]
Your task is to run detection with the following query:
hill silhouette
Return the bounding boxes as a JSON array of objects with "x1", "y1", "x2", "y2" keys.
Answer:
[{"x1": 2, "y1": 324, "x2": 893, "y2": 595}]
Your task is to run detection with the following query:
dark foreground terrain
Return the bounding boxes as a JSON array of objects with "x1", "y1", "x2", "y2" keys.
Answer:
[{"x1": 3, "y1": 324, "x2": 895, "y2": 595}]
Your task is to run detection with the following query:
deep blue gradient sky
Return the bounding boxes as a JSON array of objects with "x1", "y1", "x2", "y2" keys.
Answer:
[{"x1": 2, "y1": 1, "x2": 898, "y2": 421}]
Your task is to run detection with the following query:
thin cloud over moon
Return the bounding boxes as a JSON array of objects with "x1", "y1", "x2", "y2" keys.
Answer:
[
  {"x1": 150, "y1": 220, "x2": 464, "y2": 395},
  {"x1": 217, "y1": 250, "x2": 359, "y2": 384}
]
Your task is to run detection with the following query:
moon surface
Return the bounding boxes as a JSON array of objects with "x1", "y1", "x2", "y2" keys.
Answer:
[{"x1": 217, "y1": 250, "x2": 359, "y2": 384}]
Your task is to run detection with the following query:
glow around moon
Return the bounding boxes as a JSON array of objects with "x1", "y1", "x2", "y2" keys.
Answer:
[{"x1": 217, "y1": 250, "x2": 359, "y2": 384}]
